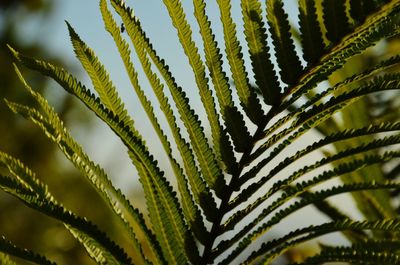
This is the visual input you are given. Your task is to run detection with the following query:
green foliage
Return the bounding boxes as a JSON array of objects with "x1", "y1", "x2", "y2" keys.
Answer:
[{"x1": 1, "y1": 0, "x2": 400, "y2": 264}]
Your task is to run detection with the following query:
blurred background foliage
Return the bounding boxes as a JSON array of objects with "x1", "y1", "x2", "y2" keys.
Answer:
[
  {"x1": 0, "y1": 1, "x2": 399, "y2": 264},
  {"x1": 0, "y1": 1, "x2": 119, "y2": 264}
]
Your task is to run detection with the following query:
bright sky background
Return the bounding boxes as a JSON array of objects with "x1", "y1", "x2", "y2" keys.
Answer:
[{"x1": 13, "y1": 0, "x2": 361, "y2": 259}]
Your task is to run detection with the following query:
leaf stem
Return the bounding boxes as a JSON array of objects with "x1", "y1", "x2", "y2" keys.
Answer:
[{"x1": 200, "y1": 106, "x2": 278, "y2": 264}]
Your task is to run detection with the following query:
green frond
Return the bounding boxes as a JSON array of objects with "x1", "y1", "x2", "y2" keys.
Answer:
[
  {"x1": 234, "y1": 132, "x2": 400, "y2": 210},
  {"x1": 289, "y1": 243, "x2": 400, "y2": 265},
  {"x1": 219, "y1": 181, "x2": 400, "y2": 264},
  {"x1": 298, "y1": 0, "x2": 325, "y2": 66},
  {"x1": 0, "y1": 149, "x2": 132, "y2": 264},
  {"x1": 9, "y1": 48, "x2": 173, "y2": 260},
  {"x1": 298, "y1": 190, "x2": 369, "y2": 243},
  {"x1": 241, "y1": 0, "x2": 280, "y2": 105},
  {"x1": 216, "y1": 0, "x2": 265, "y2": 126},
  {"x1": 193, "y1": 0, "x2": 246, "y2": 159},
  {"x1": 66, "y1": 22, "x2": 134, "y2": 132},
  {"x1": 3, "y1": 0, "x2": 400, "y2": 264},
  {"x1": 223, "y1": 106, "x2": 252, "y2": 154},
  {"x1": 247, "y1": 72, "x2": 400, "y2": 176},
  {"x1": 300, "y1": 55, "x2": 400, "y2": 112},
  {"x1": 161, "y1": 0, "x2": 229, "y2": 176},
  {"x1": 130, "y1": 152, "x2": 199, "y2": 265},
  {"x1": 322, "y1": 0, "x2": 351, "y2": 44},
  {"x1": 257, "y1": 54, "x2": 400, "y2": 147},
  {"x1": 100, "y1": 0, "x2": 209, "y2": 239},
  {"x1": 221, "y1": 152, "x2": 400, "y2": 255},
  {"x1": 283, "y1": 0, "x2": 400, "y2": 105},
  {"x1": 109, "y1": 1, "x2": 218, "y2": 227},
  {"x1": 267, "y1": 0, "x2": 303, "y2": 86},
  {"x1": 251, "y1": 218, "x2": 400, "y2": 264},
  {"x1": 111, "y1": 0, "x2": 227, "y2": 199},
  {"x1": 0, "y1": 149, "x2": 47, "y2": 197},
  {"x1": 67, "y1": 226, "x2": 127, "y2": 265},
  {"x1": 242, "y1": 121, "x2": 400, "y2": 195},
  {"x1": 0, "y1": 235, "x2": 55, "y2": 265},
  {"x1": 7, "y1": 63, "x2": 158, "y2": 264},
  {"x1": 349, "y1": 0, "x2": 378, "y2": 24},
  {"x1": 0, "y1": 175, "x2": 132, "y2": 265}
]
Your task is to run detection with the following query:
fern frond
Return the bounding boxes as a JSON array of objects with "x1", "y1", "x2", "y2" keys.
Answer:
[
  {"x1": 111, "y1": 0, "x2": 227, "y2": 199},
  {"x1": 322, "y1": 0, "x2": 351, "y2": 44},
  {"x1": 109, "y1": 0, "x2": 217, "y2": 222},
  {"x1": 234, "y1": 132, "x2": 400, "y2": 210},
  {"x1": 194, "y1": 0, "x2": 247, "y2": 158},
  {"x1": 256, "y1": 54, "x2": 400, "y2": 146},
  {"x1": 218, "y1": 152, "x2": 400, "y2": 258},
  {"x1": 242, "y1": 74, "x2": 400, "y2": 188},
  {"x1": 222, "y1": 199, "x2": 399, "y2": 265},
  {"x1": 7, "y1": 49, "x2": 171, "y2": 260},
  {"x1": 251, "y1": 218, "x2": 400, "y2": 264},
  {"x1": 161, "y1": 0, "x2": 230, "y2": 179},
  {"x1": 130, "y1": 151, "x2": 199, "y2": 265},
  {"x1": 0, "y1": 174, "x2": 132, "y2": 264},
  {"x1": 242, "y1": 0, "x2": 280, "y2": 105},
  {"x1": 289, "y1": 243, "x2": 400, "y2": 265},
  {"x1": 298, "y1": 0, "x2": 325, "y2": 66},
  {"x1": 283, "y1": 0, "x2": 400, "y2": 106},
  {"x1": 67, "y1": 79, "x2": 200, "y2": 264},
  {"x1": 350, "y1": 0, "x2": 378, "y2": 24},
  {"x1": 101, "y1": 0, "x2": 210, "y2": 243},
  {"x1": 267, "y1": 0, "x2": 303, "y2": 86},
  {"x1": 66, "y1": 22, "x2": 134, "y2": 130},
  {"x1": 0, "y1": 235, "x2": 55, "y2": 265},
  {"x1": 1, "y1": 149, "x2": 132, "y2": 264},
  {"x1": 300, "y1": 55, "x2": 400, "y2": 112},
  {"x1": 7, "y1": 63, "x2": 159, "y2": 264},
  {"x1": 216, "y1": 0, "x2": 265, "y2": 125},
  {"x1": 242, "y1": 121, "x2": 400, "y2": 195},
  {"x1": 0, "y1": 149, "x2": 47, "y2": 198}
]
